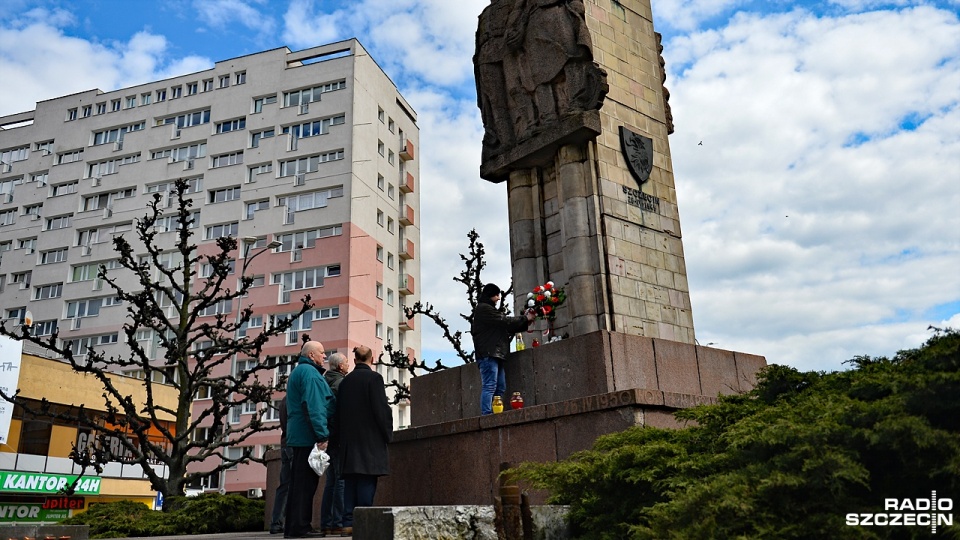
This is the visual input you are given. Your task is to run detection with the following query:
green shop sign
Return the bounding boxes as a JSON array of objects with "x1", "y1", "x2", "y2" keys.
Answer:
[
  {"x1": 0, "y1": 472, "x2": 101, "y2": 495},
  {"x1": 0, "y1": 503, "x2": 69, "y2": 523}
]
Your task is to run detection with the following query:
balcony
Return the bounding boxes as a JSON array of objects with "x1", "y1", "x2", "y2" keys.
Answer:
[
  {"x1": 400, "y1": 204, "x2": 414, "y2": 226},
  {"x1": 400, "y1": 171, "x2": 414, "y2": 193},
  {"x1": 399, "y1": 312, "x2": 414, "y2": 331},
  {"x1": 399, "y1": 138, "x2": 414, "y2": 161},
  {"x1": 399, "y1": 274, "x2": 414, "y2": 295},
  {"x1": 399, "y1": 239, "x2": 414, "y2": 260}
]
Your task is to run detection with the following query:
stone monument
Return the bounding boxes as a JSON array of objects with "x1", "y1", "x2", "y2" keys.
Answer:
[{"x1": 364, "y1": 0, "x2": 765, "y2": 513}]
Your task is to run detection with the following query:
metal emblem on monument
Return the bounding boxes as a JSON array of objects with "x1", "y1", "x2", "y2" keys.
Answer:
[{"x1": 619, "y1": 126, "x2": 654, "y2": 188}]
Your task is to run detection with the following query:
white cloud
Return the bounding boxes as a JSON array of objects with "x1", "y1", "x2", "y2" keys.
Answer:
[
  {"x1": 666, "y1": 6, "x2": 960, "y2": 370},
  {"x1": 0, "y1": 13, "x2": 213, "y2": 114},
  {"x1": 193, "y1": 0, "x2": 275, "y2": 34}
]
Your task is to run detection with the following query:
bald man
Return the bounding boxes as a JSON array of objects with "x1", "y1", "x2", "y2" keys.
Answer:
[{"x1": 283, "y1": 341, "x2": 335, "y2": 539}]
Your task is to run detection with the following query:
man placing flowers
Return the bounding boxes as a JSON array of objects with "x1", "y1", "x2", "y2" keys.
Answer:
[{"x1": 471, "y1": 283, "x2": 536, "y2": 415}]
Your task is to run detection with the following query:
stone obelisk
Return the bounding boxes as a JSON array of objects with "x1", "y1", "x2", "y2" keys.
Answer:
[{"x1": 476, "y1": 0, "x2": 693, "y2": 344}]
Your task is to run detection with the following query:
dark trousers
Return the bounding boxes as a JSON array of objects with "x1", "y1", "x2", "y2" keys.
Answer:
[
  {"x1": 319, "y1": 451, "x2": 344, "y2": 528},
  {"x1": 285, "y1": 446, "x2": 320, "y2": 537},
  {"x1": 342, "y1": 474, "x2": 378, "y2": 527},
  {"x1": 270, "y1": 446, "x2": 294, "y2": 532}
]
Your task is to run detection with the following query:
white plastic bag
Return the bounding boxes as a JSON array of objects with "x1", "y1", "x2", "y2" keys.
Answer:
[{"x1": 308, "y1": 446, "x2": 330, "y2": 476}]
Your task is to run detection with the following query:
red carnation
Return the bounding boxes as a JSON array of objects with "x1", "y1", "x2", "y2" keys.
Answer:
[
  {"x1": 552, "y1": 296, "x2": 559, "y2": 303},
  {"x1": 536, "y1": 294, "x2": 545, "y2": 302},
  {"x1": 533, "y1": 286, "x2": 543, "y2": 293},
  {"x1": 542, "y1": 306, "x2": 552, "y2": 314}
]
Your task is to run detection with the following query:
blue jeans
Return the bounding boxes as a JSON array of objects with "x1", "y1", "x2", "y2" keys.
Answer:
[
  {"x1": 342, "y1": 474, "x2": 378, "y2": 528},
  {"x1": 319, "y1": 451, "x2": 344, "y2": 528},
  {"x1": 478, "y1": 356, "x2": 506, "y2": 415},
  {"x1": 269, "y1": 446, "x2": 293, "y2": 532}
]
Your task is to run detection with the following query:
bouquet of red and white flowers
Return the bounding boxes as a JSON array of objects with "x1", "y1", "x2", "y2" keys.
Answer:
[{"x1": 526, "y1": 281, "x2": 566, "y2": 320}]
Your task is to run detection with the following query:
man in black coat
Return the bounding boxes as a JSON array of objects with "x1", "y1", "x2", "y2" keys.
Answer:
[
  {"x1": 336, "y1": 345, "x2": 392, "y2": 535},
  {"x1": 471, "y1": 283, "x2": 535, "y2": 415}
]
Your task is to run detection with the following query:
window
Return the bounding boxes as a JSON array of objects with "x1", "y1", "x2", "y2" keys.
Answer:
[
  {"x1": 88, "y1": 155, "x2": 140, "y2": 177},
  {"x1": 125, "y1": 96, "x2": 136, "y2": 108},
  {"x1": 235, "y1": 72, "x2": 246, "y2": 85},
  {"x1": 82, "y1": 189, "x2": 135, "y2": 212},
  {"x1": 18, "y1": 238, "x2": 36, "y2": 252},
  {"x1": 378, "y1": 140, "x2": 385, "y2": 156},
  {"x1": 387, "y1": 288, "x2": 394, "y2": 306},
  {"x1": 281, "y1": 115, "x2": 345, "y2": 139},
  {"x1": 209, "y1": 186, "x2": 241, "y2": 203},
  {"x1": 171, "y1": 86, "x2": 182, "y2": 99},
  {"x1": 278, "y1": 151, "x2": 344, "y2": 176},
  {"x1": 388, "y1": 217, "x2": 395, "y2": 234},
  {"x1": 82, "y1": 105, "x2": 92, "y2": 118},
  {"x1": 156, "y1": 89, "x2": 167, "y2": 102},
  {"x1": 205, "y1": 222, "x2": 239, "y2": 240},
  {"x1": 57, "y1": 149, "x2": 83, "y2": 164},
  {"x1": 33, "y1": 283, "x2": 63, "y2": 300},
  {"x1": 160, "y1": 109, "x2": 211, "y2": 129},
  {"x1": 32, "y1": 172, "x2": 49, "y2": 185},
  {"x1": 40, "y1": 248, "x2": 68, "y2": 265},
  {"x1": 282, "y1": 80, "x2": 346, "y2": 107},
  {"x1": 157, "y1": 211, "x2": 200, "y2": 232},
  {"x1": 274, "y1": 225, "x2": 342, "y2": 252},
  {"x1": 32, "y1": 320, "x2": 58, "y2": 337},
  {"x1": 313, "y1": 306, "x2": 339, "y2": 320},
  {"x1": 187, "y1": 82, "x2": 198, "y2": 95},
  {"x1": 202, "y1": 79, "x2": 214, "y2": 92},
  {"x1": 199, "y1": 299, "x2": 232, "y2": 317},
  {"x1": 51, "y1": 181, "x2": 78, "y2": 196},
  {"x1": 387, "y1": 252, "x2": 394, "y2": 269},
  {"x1": 388, "y1": 184, "x2": 395, "y2": 200},
  {"x1": 35, "y1": 141, "x2": 53, "y2": 154},
  {"x1": 376, "y1": 282, "x2": 383, "y2": 299},
  {"x1": 146, "y1": 177, "x2": 203, "y2": 196},
  {"x1": 376, "y1": 322, "x2": 383, "y2": 339},
  {"x1": 265, "y1": 400, "x2": 282, "y2": 421},
  {"x1": 377, "y1": 210, "x2": 384, "y2": 226},
  {"x1": 237, "y1": 315, "x2": 263, "y2": 337},
  {"x1": 245, "y1": 199, "x2": 268, "y2": 220},
  {"x1": 219, "y1": 75, "x2": 230, "y2": 88},
  {"x1": 387, "y1": 326, "x2": 394, "y2": 342},
  {"x1": 212, "y1": 151, "x2": 243, "y2": 168},
  {"x1": 388, "y1": 118, "x2": 395, "y2": 133},
  {"x1": 65, "y1": 333, "x2": 118, "y2": 358},
  {"x1": 272, "y1": 266, "x2": 339, "y2": 300},
  {"x1": 377, "y1": 174, "x2": 384, "y2": 191},
  {"x1": 140, "y1": 93, "x2": 151, "y2": 106},
  {"x1": 388, "y1": 150, "x2": 395, "y2": 165},
  {"x1": 376, "y1": 245, "x2": 383, "y2": 261},
  {"x1": 151, "y1": 143, "x2": 206, "y2": 162},
  {"x1": 0, "y1": 209, "x2": 16, "y2": 226},
  {"x1": 277, "y1": 186, "x2": 344, "y2": 213},
  {"x1": 253, "y1": 95, "x2": 277, "y2": 113},
  {"x1": 46, "y1": 214, "x2": 72, "y2": 230},
  {"x1": 251, "y1": 129, "x2": 274, "y2": 148},
  {"x1": 1, "y1": 146, "x2": 28, "y2": 164},
  {"x1": 248, "y1": 163, "x2": 272, "y2": 182},
  {"x1": 216, "y1": 118, "x2": 245, "y2": 134},
  {"x1": 200, "y1": 259, "x2": 235, "y2": 278},
  {"x1": 67, "y1": 108, "x2": 78, "y2": 121},
  {"x1": 378, "y1": 108, "x2": 385, "y2": 123},
  {"x1": 66, "y1": 298, "x2": 103, "y2": 319},
  {"x1": 96, "y1": 102, "x2": 106, "y2": 115},
  {"x1": 93, "y1": 122, "x2": 144, "y2": 145}
]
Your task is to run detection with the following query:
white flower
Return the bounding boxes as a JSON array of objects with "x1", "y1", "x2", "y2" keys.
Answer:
[
  {"x1": 546, "y1": 281, "x2": 554, "y2": 289},
  {"x1": 527, "y1": 292, "x2": 534, "y2": 299},
  {"x1": 544, "y1": 291, "x2": 551, "y2": 298},
  {"x1": 527, "y1": 299, "x2": 535, "y2": 307}
]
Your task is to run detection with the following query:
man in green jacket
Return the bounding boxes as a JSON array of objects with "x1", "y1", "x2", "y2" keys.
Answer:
[{"x1": 284, "y1": 341, "x2": 335, "y2": 539}]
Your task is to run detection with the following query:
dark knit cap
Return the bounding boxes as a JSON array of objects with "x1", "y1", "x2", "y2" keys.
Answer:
[{"x1": 480, "y1": 283, "x2": 501, "y2": 300}]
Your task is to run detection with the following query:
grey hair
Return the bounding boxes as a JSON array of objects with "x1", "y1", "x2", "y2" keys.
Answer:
[{"x1": 327, "y1": 352, "x2": 346, "y2": 370}]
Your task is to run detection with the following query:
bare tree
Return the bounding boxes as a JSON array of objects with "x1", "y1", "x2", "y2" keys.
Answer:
[
  {"x1": 0, "y1": 178, "x2": 312, "y2": 508},
  {"x1": 378, "y1": 229, "x2": 511, "y2": 404}
]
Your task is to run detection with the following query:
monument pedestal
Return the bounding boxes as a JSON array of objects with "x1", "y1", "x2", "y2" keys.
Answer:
[{"x1": 375, "y1": 332, "x2": 765, "y2": 507}]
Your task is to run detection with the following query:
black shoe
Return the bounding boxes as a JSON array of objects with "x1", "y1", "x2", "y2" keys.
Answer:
[{"x1": 270, "y1": 529, "x2": 283, "y2": 535}]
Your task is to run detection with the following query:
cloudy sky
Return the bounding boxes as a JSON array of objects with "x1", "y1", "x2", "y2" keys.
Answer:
[{"x1": 1, "y1": 0, "x2": 957, "y2": 372}]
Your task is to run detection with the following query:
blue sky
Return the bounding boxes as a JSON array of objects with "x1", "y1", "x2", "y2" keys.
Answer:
[{"x1": 1, "y1": 0, "x2": 958, "y2": 372}]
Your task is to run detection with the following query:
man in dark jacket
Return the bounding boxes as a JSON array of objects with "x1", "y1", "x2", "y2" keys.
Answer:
[
  {"x1": 268, "y1": 399, "x2": 290, "y2": 534},
  {"x1": 337, "y1": 345, "x2": 392, "y2": 536},
  {"x1": 319, "y1": 352, "x2": 348, "y2": 535},
  {"x1": 471, "y1": 283, "x2": 535, "y2": 415},
  {"x1": 284, "y1": 341, "x2": 335, "y2": 539}
]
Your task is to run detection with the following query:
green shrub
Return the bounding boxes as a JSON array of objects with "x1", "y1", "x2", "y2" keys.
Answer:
[
  {"x1": 62, "y1": 493, "x2": 265, "y2": 538},
  {"x1": 512, "y1": 328, "x2": 960, "y2": 539}
]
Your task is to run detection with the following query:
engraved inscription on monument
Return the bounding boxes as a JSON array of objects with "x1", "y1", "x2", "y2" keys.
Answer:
[{"x1": 622, "y1": 186, "x2": 661, "y2": 213}]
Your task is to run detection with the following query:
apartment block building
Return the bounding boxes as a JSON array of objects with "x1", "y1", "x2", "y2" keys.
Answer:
[{"x1": 0, "y1": 39, "x2": 420, "y2": 495}]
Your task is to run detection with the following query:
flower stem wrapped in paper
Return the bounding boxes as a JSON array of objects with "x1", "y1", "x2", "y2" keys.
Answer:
[{"x1": 525, "y1": 280, "x2": 566, "y2": 321}]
